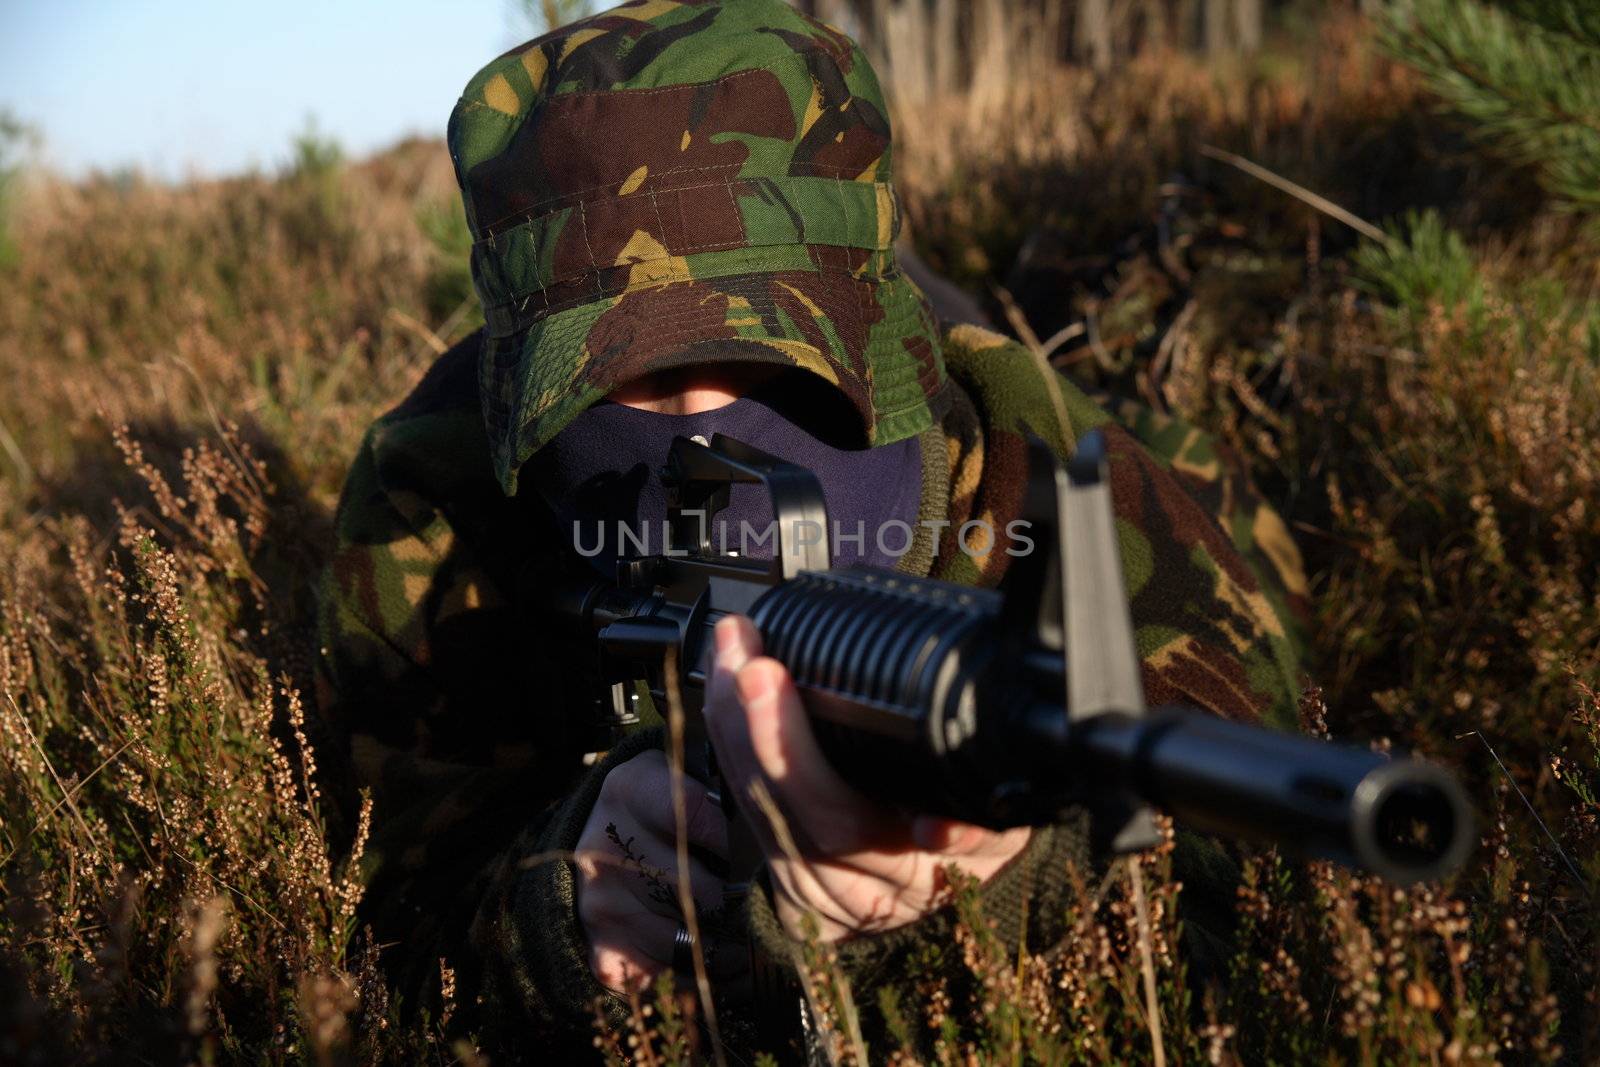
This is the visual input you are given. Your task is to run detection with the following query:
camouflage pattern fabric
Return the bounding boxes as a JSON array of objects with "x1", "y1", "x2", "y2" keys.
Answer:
[{"x1": 448, "y1": 0, "x2": 945, "y2": 495}]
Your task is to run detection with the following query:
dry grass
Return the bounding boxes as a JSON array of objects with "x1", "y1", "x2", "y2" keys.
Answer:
[{"x1": 0, "y1": 6, "x2": 1597, "y2": 1064}]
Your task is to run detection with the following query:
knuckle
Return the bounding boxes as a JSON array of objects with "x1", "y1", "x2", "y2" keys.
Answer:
[{"x1": 749, "y1": 655, "x2": 790, "y2": 689}]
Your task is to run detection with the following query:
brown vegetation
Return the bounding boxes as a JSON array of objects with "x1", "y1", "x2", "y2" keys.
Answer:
[{"x1": 0, "y1": 5, "x2": 1596, "y2": 1064}]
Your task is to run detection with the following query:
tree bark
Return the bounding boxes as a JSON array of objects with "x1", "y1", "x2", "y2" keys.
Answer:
[
  {"x1": 1233, "y1": 0, "x2": 1263, "y2": 53},
  {"x1": 1204, "y1": 0, "x2": 1230, "y2": 55},
  {"x1": 1077, "y1": 0, "x2": 1115, "y2": 72}
]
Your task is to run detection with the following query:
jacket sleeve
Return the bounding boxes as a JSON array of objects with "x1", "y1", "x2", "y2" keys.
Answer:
[{"x1": 313, "y1": 338, "x2": 608, "y2": 1054}]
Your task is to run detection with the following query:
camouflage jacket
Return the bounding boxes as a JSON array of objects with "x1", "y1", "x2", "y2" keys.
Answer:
[{"x1": 315, "y1": 322, "x2": 1308, "y2": 1060}]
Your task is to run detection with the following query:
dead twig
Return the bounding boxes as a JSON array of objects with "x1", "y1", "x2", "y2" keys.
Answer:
[
  {"x1": 662, "y1": 653, "x2": 726, "y2": 1067},
  {"x1": 385, "y1": 306, "x2": 450, "y2": 356},
  {"x1": 992, "y1": 283, "x2": 1045, "y2": 354},
  {"x1": 1457, "y1": 730, "x2": 1590, "y2": 896},
  {"x1": 1146, "y1": 299, "x2": 1197, "y2": 410},
  {"x1": 745, "y1": 780, "x2": 869, "y2": 1066},
  {"x1": 0, "y1": 737, "x2": 137, "y2": 868},
  {"x1": 1200, "y1": 144, "x2": 1391, "y2": 246},
  {"x1": 1127, "y1": 858, "x2": 1168, "y2": 1067},
  {"x1": 1038, "y1": 320, "x2": 1086, "y2": 361},
  {"x1": 0, "y1": 408, "x2": 34, "y2": 488}
]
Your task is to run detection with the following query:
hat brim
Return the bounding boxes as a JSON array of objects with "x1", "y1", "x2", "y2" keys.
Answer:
[{"x1": 481, "y1": 268, "x2": 945, "y2": 495}]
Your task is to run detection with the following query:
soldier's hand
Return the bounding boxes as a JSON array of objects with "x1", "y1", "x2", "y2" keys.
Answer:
[
  {"x1": 574, "y1": 749, "x2": 744, "y2": 993},
  {"x1": 704, "y1": 615, "x2": 1031, "y2": 943}
]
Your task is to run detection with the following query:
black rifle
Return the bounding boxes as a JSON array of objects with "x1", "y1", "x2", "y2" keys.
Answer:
[{"x1": 553, "y1": 429, "x2": 1472, "y2": 886}]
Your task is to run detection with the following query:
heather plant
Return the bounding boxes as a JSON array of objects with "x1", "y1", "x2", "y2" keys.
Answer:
[
  {"x1": 0, "y1": 110, "x2": 32, "y2": 272},
  {"x1": 1, "y1": 427, "x2": 368, "y2": 1061},
  {"x1": 0, "y1": 4, "x2": 1598, "y2": 1064},
  {"x1": 282, "y1": 120, "x2": 353, "y2": 262},
  {"x1": 415, "y1": 194, "x2": 481, "y2": 327}
]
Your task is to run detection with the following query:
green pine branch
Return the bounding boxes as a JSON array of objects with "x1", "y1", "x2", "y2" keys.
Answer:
[
  {"x1": 1492, "y1": 0, "x2": 1600, "y2": 51},
  {"x1": 1381, "y1": 0, "x2": 1600, "y2": 211}
]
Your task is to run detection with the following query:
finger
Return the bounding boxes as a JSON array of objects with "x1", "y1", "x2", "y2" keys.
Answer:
[
  {"x1": 586, "y1": 908, "x2": 678, "y2": 992},
  {"x1": 911, "y1": 816, "x2": 984, "y2": 853},
  {"x1": 709, "y1": 618, "x2": 908, "y2": 855},
  {"x1": 590, "y1": 942, "x2": 659, "y2": 994},
  {"x1": 703, "y1": 616, "x2": 766, "y2": 814},
  {"x1": 763, "y1": 853, "x2": 875, "y2": 939},
  {"x1": 714, "y1": 613, "x2": 761, "y2": 672},
  {"x1": 682, "y1": 776, "x2": 731, "y2": 859},
  {"x1": 704, "y1": 615, "x2": 760, "y2": 753},
  {"x1": 584, "y1": 896, "x2": 749, "y2": 990},
  {"x1": 911, "y1": 816, "x2": 1032, "y2": 861},
  {"x1": 734, "y1": 655, "x2": 900, "y2": 852}
]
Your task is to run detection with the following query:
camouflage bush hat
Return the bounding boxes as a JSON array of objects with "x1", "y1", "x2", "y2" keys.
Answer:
[{"x1": 447, "y1": 0, "x2": 948, "y2": 494}]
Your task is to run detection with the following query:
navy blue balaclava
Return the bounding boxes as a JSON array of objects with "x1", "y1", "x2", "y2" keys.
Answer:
[{"x1": 528, "y1": 388, "x2": 924, "y2": 574}]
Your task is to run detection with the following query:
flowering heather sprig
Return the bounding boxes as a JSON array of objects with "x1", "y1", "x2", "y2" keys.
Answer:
[
  {"x1": 438, "y1": 957, "x2": 457, "y2": 1031},
  {"x1": 338, "y1": 792, "x2": 373, "y2": 925}
]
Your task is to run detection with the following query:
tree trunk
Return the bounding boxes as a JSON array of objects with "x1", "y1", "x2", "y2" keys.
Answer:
[
  {"x1": 1077, "y1": 0, "x2": 1115, "y2": 72},
  {"x1": 1233, "y1": 0, "x2": 1263, "y2": 53},
  {"x1": 1204, "y1": 0, "x2": 1230, "y2": 55}
]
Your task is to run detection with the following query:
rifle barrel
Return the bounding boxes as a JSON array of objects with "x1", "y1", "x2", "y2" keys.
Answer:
[{"x1": 1065, "y1": 708, "x2": 1474, "y2": 883}]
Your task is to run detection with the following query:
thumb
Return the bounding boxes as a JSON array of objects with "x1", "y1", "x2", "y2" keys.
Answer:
[{"x1": 911, "y1": 816, "x2": 1027, "y2": 858}]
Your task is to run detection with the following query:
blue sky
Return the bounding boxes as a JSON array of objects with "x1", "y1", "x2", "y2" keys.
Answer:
[{"x1": 0, "y1": 1, "x2": 545, "y2": 178}]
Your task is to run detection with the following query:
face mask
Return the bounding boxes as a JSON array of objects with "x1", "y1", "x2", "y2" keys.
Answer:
[{"x1": 526, "y1": 392, "x2": 924, "y2": 573}]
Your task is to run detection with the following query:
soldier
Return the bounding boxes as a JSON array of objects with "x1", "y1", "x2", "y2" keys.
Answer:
[{"x1": 316, "y1": 0, "x2": 1308, "y2": 1059}]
